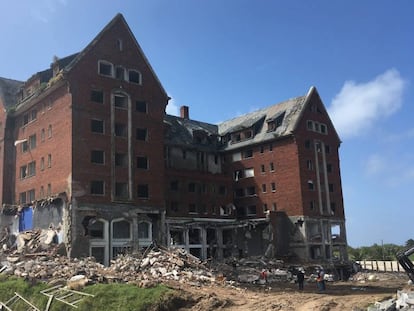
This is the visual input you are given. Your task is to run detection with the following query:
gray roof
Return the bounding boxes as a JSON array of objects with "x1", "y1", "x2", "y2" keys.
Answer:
[
  {"x1": 164, "y1": 114, "x2": 219, "y2": 150},
  {"x1": 0, "y1": 77, "x2": 23, "y2": 108},
  {"x1": 218, "y1": 94, "x2": 308, "y2": 151}
]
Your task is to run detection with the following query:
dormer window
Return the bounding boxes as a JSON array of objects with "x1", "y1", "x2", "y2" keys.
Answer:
[
  {"x1": 98, "y1": 60, "x2": 113, "y2": 77},
  {"x1": 244, "y1": 130, "x2": 252, "y2": 139},
  {"x1": 267, "y1": 111, "x2": 285, "y2": 132}
]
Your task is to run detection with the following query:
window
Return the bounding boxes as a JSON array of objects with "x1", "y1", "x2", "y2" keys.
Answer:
[
  {"x1": 19, "y1": 192, "x2": 26, "y2": 204},
  {"x1": 138, "y1": 222, "x2": 150, "y2": 239},
  {"x1": 128, "y1": 70, "x2": 141, "y2": 84},
  {"x1": 269, "y1": 162, "x2": 275, "y2": 171},
  {"x1": 263, "y1": 204, "x2": 268, "y2": 212},
  {"x1": 113, "y1": 220, "x2": 131, "y2": 239},
  {"x1": 48, "y1": 125, "x2": 52, "y2": 138},
  {"x1": 137, "y1": 156, "x2": 148, "y2": 169},
  {"x1": 182, "y1": 150, "x2": 187, "y2": 159},
  {"x1": 310, "y1": 200, "x2": 315, "y2": 210},
  {"x1": 115, "y1": 182, "x2": 128, "y2": 199},
  {"x1": 188, "y1": 182, "x2": 196, "y2": 192},
  {"x1": 305, "y1": 140, "x2": 311, "y2": 149},
  {"x1": 41, "y1": 129, "x2": 45, "y2": 142},
  {"x1": 47, "y1": 154, "x2": 52, "y2": 168},
  {"x1": 232, "y1": 152, "x2": 242, "y2": 162},
  {"x1": 244, "y1": 167, "x2": 254, "y2": 177},
  {"x1": 114, "y1": 94, "x2": 128, "y2": 109},
  {"x1": 307, "y1": 120, "x2": 313, "y2": 130},
  {"x1": 98, "y1": 60, "x2": 113, "y2": 77},
  {"x1": 91, "y1": 90, "x2": 104, "y2": 103},
  {"x1": 117, "y1": 39, "x2": 123, "y2": 51},
  {"x1": 272, "y1": 203, "x2": 277, "y2": 211},
  {"x1": 136, "y1": 101, "x2": 147, "y2": 113},
  {"x1": 243, "y1": 149, "x2": 253, "y2": 159},
  {"x1": 40, "y1": 157, "x2": 45, "y2": 170},
  {"x1": 170, "y1": 201, "x2": 179, "y2": 212},
  {"x1": 327, "y1": 163, "x2": 332, "y2": 173},
  {"x1": 20, "y1": 165, "x2": 27, "y2": 179},
  {"x1": 219, "y1": 185, "x2": 226, "y2": 195},
  {"x1": 271, "y1": 182, "x2": 276, "y2": 192},
  {"x1": 23, "y1": 114, "x2": 29, "y2": 126},
  {"x1": 261, "y1": 164, "x2": 265, "y2": 173},
  {"x1": 269, "y1": 143, "x2": 273, "y2": 151},
  {"x1": 137, "y1": 184, "x2": 149, "y2": 198},
  {"x1": 320, "y1": 124, "x2": 327, "y2": 134},
  {"x1": 234, "y1": 169, "x2": 243, "y2": 181},
  {"x1": 91, "y1": 119, "x2": 104, "y2": 133},
  {"x1": 308, "y1": 180, "x2": 314, "y2": 190},
  {"x1": 91, "y1": 150, "x2": 104, "y2": 164},
  {"x1": 262, "y1": 184, "x2": 267, "y2": 193},
  {"x1": 246, "y1": 186, "x2": 256, "y2": 196},
  {"x1": 235, "y1": 188, "x2": 244, "y2": 197},
  {"x1": 307, "y1": 160, "x2": 313, "y2": 170},
  {"x1": 329, "y1": 183, "x2": 334, "y2": 193},
  {"x1": 136, "y1": 128, "x2": 147, "y2": 141},
  {"x1": 29, "y1": 134, "x2": 36, "y2": 149},
  {"x1": 189, "y1": 203, "x2": 197, "y2": 214},
  {"x1": 28, "y1": 161, "x2": 36, "y2": 177},
  {"x1": 91, "y1": 181, "x2": 104, "y2": 195},
  {"x1": 330, "y1": 203, "x2": 336, "y2": 214},
  {"x1": 115, "y1": 66, "x2": 126, "y2": 80},
  {"x1": 28, "y1": 189, "x2": 35, "y2": 202},
  {"x1": 325, "y1": 145, "x2": 330, "y2": 154},
  {"x1": 31, "y1": 110, "x2": 37, "y2": 122},
  {"x1": 115, "y1": 123, "x2": 127, "y2": 137},
  {"x1": 247, "y1": 205, "x2": 257, "y2": 216},
  {"x1": 21, "y1": 140, "x2": 29, "y2": 153},
  {"x1": 115, "y1": 153, "x2": 128, "y2": 167},
  {"x1": 40, "y1": 186, "x2": 44, "y2": 197},
  {"x1": 47, "y1": 184, "x2": 51, "y2": 195},
  {"x1": 260, "y1": 146, "x2": 264, "y2": 153},
  {"x1": 170, "y1": 181, "x2": 178, "y2": 191}
]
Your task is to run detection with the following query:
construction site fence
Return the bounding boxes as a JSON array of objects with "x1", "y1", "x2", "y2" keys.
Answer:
[{"x1": 356, "y1": 260, "x2": 404, "y2": 272}]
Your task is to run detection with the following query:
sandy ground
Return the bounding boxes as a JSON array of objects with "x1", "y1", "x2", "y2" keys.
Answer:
[{"x1": 168, "y1": 272, "x2": 410, "y2": 311}]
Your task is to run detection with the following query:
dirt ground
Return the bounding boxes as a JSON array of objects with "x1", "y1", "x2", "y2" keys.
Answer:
[{"x1": 166, "y1": 272, "x2": 411, "y2": 311}]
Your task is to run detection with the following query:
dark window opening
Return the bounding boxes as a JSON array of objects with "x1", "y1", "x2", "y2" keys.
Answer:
[
  {"x1": 129, "y1": 70, "x2": 141, "y2": 84},
  {"x1": 113, "y1": 220, "x2": 130, "y2": 239},
  {"x1": 170, "y1": 181, "x2": 178, "y2": 191},
  {"x1": 136, "y1": 128, "x2": 147, "y2": 141},
  {"x1": 115, "y1": 67, "x2": 125, "y2": 80},
  {"x1": 91, "y1": 150, "x2": 104, "y2": 164},
  {"x1": 115, "y1": 182, "x2": 128, "y2": 199},
  {"x1": 91, "y1": 119, "x2": 104, "y2": 133},
  {"x1": 91, "y1": 181, "x2": 104, "y2": 195},
  {"x1": 137, "y1": 184, "x2": 149, "y2": 198},
  {"x1": 114, "y1": 95, "x2": 128, "y2": 109},
  {"x1": 99, "y1": 61, "x2": 112, "y2": 76},
  {"x1": 115, "y1": 153, "x2": 128, "y2": 167},
  {"x1": 137, "y1": 156, "x2": 148, "y2": 169},
  {"x1": 136, "y1": 101, "x2": 147, "y2": 113},
  {"x1": 115, "y1": 123, "x2": 127, "y2": 137},
  {"x1": 91, "y1": 90, "x2": 103, "y2": 103},
  {"x1": 243, "y1": 149, "x2": 253, "y2": 159}
]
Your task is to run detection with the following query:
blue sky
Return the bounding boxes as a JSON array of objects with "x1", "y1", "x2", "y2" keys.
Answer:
[{"x1": 1, "y1": 1, "x2": 413, "y2": 247}]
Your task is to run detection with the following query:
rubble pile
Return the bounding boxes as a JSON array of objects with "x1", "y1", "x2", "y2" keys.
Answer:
[{"x1": 1, "y1": 229, "x2": 217, "y2": 286}]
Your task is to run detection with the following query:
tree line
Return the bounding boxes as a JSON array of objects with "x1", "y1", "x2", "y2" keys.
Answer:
[{"x1": 347, "y1": 239, "x2": 414, "y2": 261}]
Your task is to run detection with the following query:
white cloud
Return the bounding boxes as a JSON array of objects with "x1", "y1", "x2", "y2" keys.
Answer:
[
  {"x1": 329, "y1": 69, "x2": 406, "y2": 139},
  {"x1": 166, "y1": 96, "x2": 180, "y2": 116}
]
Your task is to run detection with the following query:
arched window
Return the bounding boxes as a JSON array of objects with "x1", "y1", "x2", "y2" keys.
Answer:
[{"x1": 128, "y1": 69, "x2": 142, "y2": 84}]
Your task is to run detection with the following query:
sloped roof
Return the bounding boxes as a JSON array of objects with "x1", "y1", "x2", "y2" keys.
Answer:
[
  {"x1": 164, "y1": 114, "x2": 219, "y2": 150},
  {"x1": 0, "y1": 77, "x2": 23, "y2": 108},
  {"x1": 218, "y1": 93, "x2": 308, "y2": 151}
]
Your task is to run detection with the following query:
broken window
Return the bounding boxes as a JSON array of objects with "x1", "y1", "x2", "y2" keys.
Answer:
[
  {"x1": 136, "y1": 156, "x2": 148, "y2": 169},
  {"x1": 222, "y1": 229, "x2": 233, "y2": 245},
  {"x1": 188, "y1": 203, "x2": 198, "y2": 214},
  {"x1": 331, "y1": 224, "x2": 340, "y2": 241},
  {"x1": 262, "y1": 184, "x2": 267, "y2": 193},
  {"x1": 115, "y1": 182, "x2": 128, "y2": 199},
  {"x1": 91, "y1": 90, "x2": 104, "y2": 103},
  {"x1": 136, "y1": 100, "x2": 147, "y2": 113},
  {"x1": 244, "y1": 130, "x2": 252, "y2": 139},
  {"x1": 113, "y1": 220, "x2": 131, "y2": 239},
  {"x1": 269, "y1": 162, "x2": 275, "y2": 171},
  {"x1": 91, "y1": 180, "x2": 104, "y2": 195},
  {"x1": 115, "y1": 153, "x2": 128, "y2": 167},
  {"x1": 189, "y1": 228, "x2": 201, "y2": 244},
  {"x1": 98, "y1": 60, "x2": 113, "y2": 77},
  {"x1": 128, "y1": 70, "x2": 141, "y2": 84},
  {"x1": 246, "y1": 186, "x2": 256, "y2": 196},
  {"x1": 271, "y1": 182, "x2": 276, "y2": 192},
  {"x1": 91, "y1": 119, "x2": 104, "y2": 133},
  {"x1": 243, "y1": 149, "x2": 253, "y2": 159},
  {"x1": 330, "y1": 202, "x2": 336, "y2": 215},
  {"x1": 136, "y1": 128, "x2": 147, "y2": 141},
  {"x1": 307, "y1": 160, "x2": 313, "y2": 170},
  {"x1": 91, "y1": 150, "x2": 104, "y2": 164},
  {"x1": 232, "y1": 132, "x2": 241, "y2": 143},
  {"x1": 137, "y1": 184, "x2": 149, "y2": 198},
  {"x1": 247, "y1": 205, "x2": 256, "y2": 216},
  {"x1": 115, "y1": 123, "x2": 127, "y2": 137},
  {"x1": 89, "y1": 220, "x2": 104, "y2": 238},
  {"x1": 114, "y1": 94, "x2": 128, "y2": 109},
  {"x1": 206, "y1": 229, "x2": 216, "y2": 244},
  {"x1": 170, "y1": 229, "x2": 184, "y2": 245}
]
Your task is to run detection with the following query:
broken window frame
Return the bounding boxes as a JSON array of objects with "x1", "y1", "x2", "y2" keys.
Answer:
[{"x1": 138, "y1": 221, "x2": 152, "y2": 247}]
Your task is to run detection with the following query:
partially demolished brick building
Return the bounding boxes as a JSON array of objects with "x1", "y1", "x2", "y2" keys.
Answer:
[{"x1": 0, "y1": 14, "x2": 348, "y2": 266}]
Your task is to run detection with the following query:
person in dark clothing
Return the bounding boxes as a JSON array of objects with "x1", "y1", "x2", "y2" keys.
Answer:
[{"x1": 297, "y1": 269, "x2": 305, "y2": 290}]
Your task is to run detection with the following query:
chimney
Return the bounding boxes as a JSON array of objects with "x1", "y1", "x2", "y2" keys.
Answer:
[{"x1": 180, "y1": 105, "x2": 189, "y2": 119}]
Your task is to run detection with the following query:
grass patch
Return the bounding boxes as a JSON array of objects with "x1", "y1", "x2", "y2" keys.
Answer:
[{"x1": 0, "y1": 275, "x2": 176, "y2": 311}]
